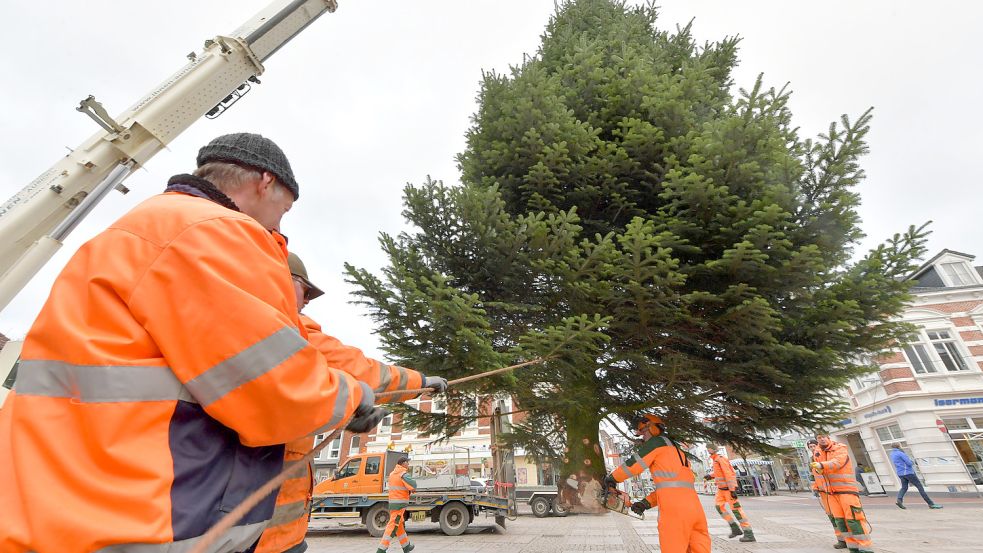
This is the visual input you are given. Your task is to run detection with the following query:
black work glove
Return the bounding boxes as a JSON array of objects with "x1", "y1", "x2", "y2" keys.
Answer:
[
  {"x1": 630, "y1": 499, "x2": 650, "y2": 515},
  {"x1": 602, "y1": 474, "x2": 617, "y2": 490},
  {"x1": 729, "y1": 490, "x2": 738, "y2": 500},
  {"x1": 423, "y1": 375, "x2": 449, "y2": 393},
  {"x1": 345, "y1": 382, "x2": 389, "y2": 433}
]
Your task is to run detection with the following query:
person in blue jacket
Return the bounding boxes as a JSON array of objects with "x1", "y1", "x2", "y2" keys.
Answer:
[{"x1": 890, "y1": 444, "x2": 942, "y2": 509}]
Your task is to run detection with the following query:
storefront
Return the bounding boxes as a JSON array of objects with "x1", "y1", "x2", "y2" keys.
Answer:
[{"x1": 834, "y1": 394, "x2": 983, "y2": 494}]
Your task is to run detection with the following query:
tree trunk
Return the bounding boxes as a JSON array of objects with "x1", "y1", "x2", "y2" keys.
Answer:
[{"x1": 555, "y1": 409, "x2": 606, "y2": 513}]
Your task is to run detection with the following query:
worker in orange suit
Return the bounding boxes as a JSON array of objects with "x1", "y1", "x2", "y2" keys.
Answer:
[
  {"x1": 377, "y1": 456, "x2": 417, "y2": 553},
  {"x1": 709, "y1": 445, "x2": 756, "y2": 542},
  {"x1": 0, "y1": 134, "x2": 390, "y2": 553},
  {"x1": 254, "y1": 253, "x2": 448, "y2": 553},
  {"x1": 809, "y1": 438, "x2": 847, "y2": 549},
  {"x1": 603, "y1": 414, "x2": 711, "y2": 553},
  {"x1": 812, "y1": 434, "x2": 873, "y2": 553}
]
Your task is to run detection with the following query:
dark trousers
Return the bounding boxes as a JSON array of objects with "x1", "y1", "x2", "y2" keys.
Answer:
[{"x1": 897, "y1": 473, "x2": 934, "y2": 505}]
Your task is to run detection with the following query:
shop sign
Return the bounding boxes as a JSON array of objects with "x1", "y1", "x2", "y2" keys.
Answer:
[
  {"x1": 837, "y1": 418, "x2": 854, "y2": 426},
  {"x1": 933, "y1": 396, "x2": 983, "y2": 407},
  {"x1": 791, "y1": 440, "x2": 806, "y2": 448},
  {"x1": 862, "y1": 406, "x2": 891, "y2": 420}
]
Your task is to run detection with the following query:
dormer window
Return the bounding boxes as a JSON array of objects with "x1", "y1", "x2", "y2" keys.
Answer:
[{"x1": 940, "y1": 262, "x2": 976, "y2": 286}]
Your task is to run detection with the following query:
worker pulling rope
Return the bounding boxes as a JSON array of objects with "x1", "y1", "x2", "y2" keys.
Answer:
[{"x1": 189, "y1": 357, "x2": 550, "y2": 553}]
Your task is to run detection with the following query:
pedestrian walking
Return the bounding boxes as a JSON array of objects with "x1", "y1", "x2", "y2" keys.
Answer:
[
  {"x1": 809, "y1": 439, "x2": 847, "y2": 549},
  {"x1": 890, "y1": 444, "x2": 942, "y2": 510},
  {"x1": 0, "y1": 133, "x2": 388, "y2": 553},
  {"x1": 603, "y1": 414, "x2": 711, "y2": 553},
  {"x1": 812, "y1": 434, "x2": 873, "y2": 553},
  {"x1": 377, "y1": 456, "x2": 417, "y2": 553},
  {"x1": 709, "y1": 446, "x2": 756, "y2": 542},
  {"x1": 785, "y1": 471, "x2": 796, "y2": 492}
]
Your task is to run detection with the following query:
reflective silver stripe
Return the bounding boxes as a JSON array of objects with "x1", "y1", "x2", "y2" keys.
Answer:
[
  {"x1": 269, "y1": 499, "x2": 309, "y2": 526},
  {"x1": 654, "y1": 481, "x2": 694, "y2": 490},
  {"x1": 14, "y1": 360, "x2": 193, "y2": 403},
  {"x1": 186, "y1": 327, "x2": 307, "y2": 406},
  {"x1": 390, "y1": 485, "x2": 408, "y2": 491},
  {"x1": 396, "y1": 365, "x2": 408, "y2": 390},
  {"x1": 94, "y1": 520, "x2": 267, "y2": 553},
  {"x1": 651, "y1": 470, "x2": 677, "y2": 478},
  {"x1": 376, "y1": 361, "x2": 393, "y2": 392},
  {"x1": 282, "y1": 460, "x2": 308, "y2": 477},
  {"x1": 312, "y1": 374, "x2": 353, "y2": 434},
  {"x1": 851, "y1": 534, "x2": 870, "y2": 541},
  {"x1": 827, "y1": 472, "x2": 853, "y2": 478},
  {"x1": 617, "y1": 452, "x2": 644, "y2": 475}
]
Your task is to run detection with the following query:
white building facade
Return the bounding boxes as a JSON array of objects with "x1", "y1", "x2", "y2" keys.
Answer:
[{"x1": 835, "y1": 250, "x2": 983, "y2": 494}]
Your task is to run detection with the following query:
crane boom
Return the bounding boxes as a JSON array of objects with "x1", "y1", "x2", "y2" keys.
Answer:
[{"x1": 0, "y1": 0, "x2": 339, "y2": 312}]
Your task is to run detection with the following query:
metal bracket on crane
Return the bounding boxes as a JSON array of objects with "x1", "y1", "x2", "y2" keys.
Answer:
[{"x1": 76, "y1": 96, "x2": 126, "y2": 135}]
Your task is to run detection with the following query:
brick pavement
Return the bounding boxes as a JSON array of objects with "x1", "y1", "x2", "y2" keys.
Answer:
[{"x1": 305, "y1": 493, "x2": 983, "y2": 552}]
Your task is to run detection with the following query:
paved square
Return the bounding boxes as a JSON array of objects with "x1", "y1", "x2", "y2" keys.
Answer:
[{"x1": 305, "y1": 493, "x2": 982, "y2": 552}]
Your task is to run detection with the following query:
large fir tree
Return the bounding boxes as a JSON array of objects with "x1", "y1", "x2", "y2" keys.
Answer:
[{"x1": 346, "y1": 0, "x2": 926, "y2": 511}]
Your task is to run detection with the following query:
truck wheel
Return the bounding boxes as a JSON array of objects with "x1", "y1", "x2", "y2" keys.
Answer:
[
  {"x1": 551, "y1": 499, "x2": 569, "y2": 517},
  {"x1": 365, "y1": 503, "x2": 390, "y2": 538},
  {"x1": 530, "y1": 496, "x2": 551, "y2": 518},
  {"x1": 438, "y1": 502, "x2": 470, "y2": 536}
]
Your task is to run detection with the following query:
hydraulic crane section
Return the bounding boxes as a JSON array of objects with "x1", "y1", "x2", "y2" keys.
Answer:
[{"x1": 0, "y1": 0, "x2": 338, "y2": 311}]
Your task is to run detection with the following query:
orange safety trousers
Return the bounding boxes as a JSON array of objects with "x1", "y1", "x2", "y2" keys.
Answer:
[
  {"x1": 816, "y1": 491, "x2": 844, "y2": 543},
  {"x1": 657, "y1": 489, "x2": 711, "y2": 553},
  {"x1": 827, "y1": 493, "x2": 872, "y2": 553},
  {"x1": 714, "y1": 489, "x2": 751, "y2": 529},
  {"x1": 378, "y1": 509, "x2": 410, "y2": 551}
]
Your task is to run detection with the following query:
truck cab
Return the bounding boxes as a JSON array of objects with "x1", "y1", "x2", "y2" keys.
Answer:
[{"x1": 315, "y1": 452, "x2": 394, "y2": 495}]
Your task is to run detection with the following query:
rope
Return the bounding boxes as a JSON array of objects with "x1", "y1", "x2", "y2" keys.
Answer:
[
  {"x1": 376, "y1": 357, "x2": 550, "y2": 399},
  {"x1": 188, "y1": 357, "x2": 549, "y2": 553}
]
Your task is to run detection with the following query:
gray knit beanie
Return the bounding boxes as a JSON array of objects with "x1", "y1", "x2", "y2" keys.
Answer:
[{"x1": 196, "y1": 133, "x2": 299, "y2": 200}]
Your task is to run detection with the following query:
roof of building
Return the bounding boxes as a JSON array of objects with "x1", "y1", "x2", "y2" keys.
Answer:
[{"x1": 907, "y1": 249, "x2": 975, "y2": 281}]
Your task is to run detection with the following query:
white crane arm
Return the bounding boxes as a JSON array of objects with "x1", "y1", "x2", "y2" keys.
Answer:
[{"x1": 0, "y1": 0, "x2": 339, "y2": 312}]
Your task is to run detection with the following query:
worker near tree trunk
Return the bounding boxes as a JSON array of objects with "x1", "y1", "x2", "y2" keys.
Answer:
[
  {"x1": 378, "y1": 456, "x2": 417, "y2": 553},
  {"x1": 603, "y1": 414, "x2": 711, "y2": 553},
  {"x1": 0, "y1": 134, "x2": 389, "y2": 553},
  {"x1": 812, "y1": 434, "x2": 873, "y2": 553},
  {"x1": 708, "y1": 446, "x2": 756, "y2": 542},
  {"x1": 809, "y1": 438, "x2": 847, "y2": 549},
  {"x1": 254, "y1": 253, "x2": 447, "y2": 553}
]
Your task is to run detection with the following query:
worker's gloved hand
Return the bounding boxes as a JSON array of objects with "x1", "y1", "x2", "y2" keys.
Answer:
[
  {"x1": 602, "y1": 474, "x2": 617, "y2": 490},
  {"x1": 729, "y1": 490, "x2": 738, "y2": 500},
  {"x1": 345, "y1": 382, "x2": 389, "y2": 433},
  {"x1": 630, "y1": 499, "x2": 650, "y2": 515},
  {"x1": 810, "y1": 461, "x2": 822, "y2": 472},
  {"x1": 423, "y1": 375, "x2": 449, "y2": 393}
]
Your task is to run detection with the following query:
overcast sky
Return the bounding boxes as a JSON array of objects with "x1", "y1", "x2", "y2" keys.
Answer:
[{"x1": 1, "y1": 1, "x2": 980, "y2": 360}]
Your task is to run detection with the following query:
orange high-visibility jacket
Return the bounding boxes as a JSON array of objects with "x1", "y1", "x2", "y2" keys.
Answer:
[
  {"x1": 301, "y1": 314, "x2": 424, "y2": 401},
  {"x1": 815, "y1": 442, "x2": 859, "y2": 494},
  {"x1": 255, "y1": 314, "x2": 425, "y2": 553},
  {"x1": 710, "y1": 452, "x2": 739, "y2": 490},
  {"x1": 609, "y1": 435, "x2": 701, "y2": 509},
  {"x1": 0, "y1": 191, "x2": 364, "y2": 553},
  {"x1": 388, "y1": 464, "x2": 417, "y2": 509}
]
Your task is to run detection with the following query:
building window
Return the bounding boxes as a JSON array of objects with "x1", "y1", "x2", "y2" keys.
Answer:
[
  {"x1": 314, "y1": 433, "x2": 342, "y2": 461},
  {"x1": 466, "y1": 398, "x2": 480, "y2": 429},
  {"x1": 926, "y1": 330, "x2": 968, "y2": 372},
  {"x1": 378, "y1": 414, "x2": 393, "y2": 435},
  {"x1": 875, "y1": 423, "x2": 918, "y2": 476},
  {"x1": 349, "y1": 436, "x2": 361, "y2": 456},
  {"x1": 940, "y1": 262, "x2": 976, "y2": 286},
  {"x1": 902, "y1": 330, "x2": 969, "y2": 374},
  {"x1": 902, "y1": 340, "x2": 936, "y2": 374}
]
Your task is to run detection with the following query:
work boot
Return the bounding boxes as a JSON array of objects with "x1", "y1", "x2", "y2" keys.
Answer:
[
  {"x1": 895, "y1": 500, "x2": 905, "y2": 509},
  {"x1": 376, "y1": 549, "x2": 386, "y2": 553},
  {"x1": 833, "y1": 540, "x2": 848, "y2": 549},
  {"x1": 739, "y1": 530, "x2": 756, "y2": 542},
  {"x1": 402, "y1": 545, "x2": 415, "y2": 553},
  {"x1": 930, "y1": 504, "x2": 943, "y2": 509},
  {"x1": 728, "y1": 524, "x2": 742, "y2": 538}
]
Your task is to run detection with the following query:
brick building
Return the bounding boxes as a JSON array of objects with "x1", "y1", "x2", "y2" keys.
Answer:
[
  {"x1": 315, "y1": 394, "x2": 558, "y2": 488},
  {"x1": 834, "y1": 249, "x2": 983, "y2": 494}
]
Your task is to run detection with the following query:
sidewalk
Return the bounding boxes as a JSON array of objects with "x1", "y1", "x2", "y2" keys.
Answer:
[{"x1": 306, "y1": 493, "x2": 983, "y2": 552}]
